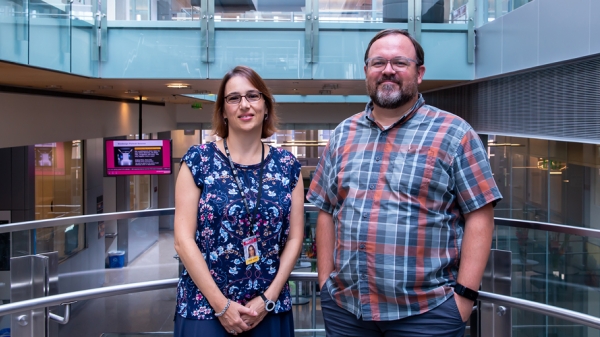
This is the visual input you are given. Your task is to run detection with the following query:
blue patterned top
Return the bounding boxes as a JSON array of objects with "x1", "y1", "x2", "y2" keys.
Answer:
[{"x1": 176, "y1": 142, "x2": 302, "y2": 320}]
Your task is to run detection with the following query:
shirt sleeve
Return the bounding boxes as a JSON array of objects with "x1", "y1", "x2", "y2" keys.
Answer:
[
  {"x1": 306, "y1": 141, "x2": 335, "y2": 214},
  {"x1": 180, "y1": 145, "x2": 205, "y2": 189},
  {"x1": 452, "y1": 129, "x2": 502, "y2": 213}
]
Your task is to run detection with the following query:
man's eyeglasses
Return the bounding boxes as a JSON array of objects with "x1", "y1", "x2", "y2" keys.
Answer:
[
  {"x1": 365, "y1": 57, "x2": 419, "y2": 72},
  {"x1": 224, "y1": 91, "x2": 263, "y2": 104}
]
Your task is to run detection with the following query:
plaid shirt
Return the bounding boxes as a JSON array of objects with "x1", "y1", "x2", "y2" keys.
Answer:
[{"x1": 307, "y1": 95, "x2": 502, "y2": 321}]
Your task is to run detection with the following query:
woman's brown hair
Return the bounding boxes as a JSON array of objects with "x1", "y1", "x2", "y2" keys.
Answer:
[{"x1": 212, "y1": 66, "x2": 278, "y2": 139}]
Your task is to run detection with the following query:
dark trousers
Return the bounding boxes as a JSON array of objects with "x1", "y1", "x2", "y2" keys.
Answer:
[
  {"x1": 320, "y1": 284, "x2": 466, "y2": 337},
  {"x1": 174, "y1": 310, "x2": 294, "y2": 337}
]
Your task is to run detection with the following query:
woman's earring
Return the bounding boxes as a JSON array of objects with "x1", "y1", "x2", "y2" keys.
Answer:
[
  {"x1": 264, "y1": 114, "x2": 268, "y2": 121},
  {"x1": 224, "y1": 118, "x2": 228, "y2": 125}
]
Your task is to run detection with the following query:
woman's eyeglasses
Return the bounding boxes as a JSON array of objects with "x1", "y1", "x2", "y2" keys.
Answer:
[{"x1": 224, "y1": 92, "x2": 263, "y2": 104}]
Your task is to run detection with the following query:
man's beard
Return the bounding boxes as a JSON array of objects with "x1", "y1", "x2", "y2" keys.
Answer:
[{"x1": 367, "y1": 75, "x2": 417, "y2": 109}]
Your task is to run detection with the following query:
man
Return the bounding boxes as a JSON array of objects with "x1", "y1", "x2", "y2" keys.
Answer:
[{"x1": 307, "y1": 29, "x2": 502, "y2": 337}]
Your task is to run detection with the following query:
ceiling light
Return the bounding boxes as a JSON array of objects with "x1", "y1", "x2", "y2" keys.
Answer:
[
  {"x1": 125, "y1": 90, "x2": 139, "y2": 94},
  {"x1": 134, "y1": 96, "x2": 148, "y2": 100},
  {"x1": 46, "y1": 85, "x2": 62, "y2": 89},
  {"x1": 167, "y1": 83, "x2": 191, "y2": 89}
]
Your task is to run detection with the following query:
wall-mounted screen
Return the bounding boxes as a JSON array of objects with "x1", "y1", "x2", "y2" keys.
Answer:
[{"x1": 105, "y1": 139, "x2": 172, "y2": 176}]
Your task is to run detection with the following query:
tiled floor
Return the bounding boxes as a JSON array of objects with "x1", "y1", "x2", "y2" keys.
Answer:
[{"x1": 58, "y1": 230, "x2": 324, "y2": 337}]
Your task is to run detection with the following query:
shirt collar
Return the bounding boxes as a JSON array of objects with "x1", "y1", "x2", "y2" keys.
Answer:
[{"x1": 364, "y1": 94, "x2": 425, "y2": 129}]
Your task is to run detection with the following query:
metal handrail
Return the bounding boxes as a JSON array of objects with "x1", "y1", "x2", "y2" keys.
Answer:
[
  {"x1": 1, "y1": 272, "x2": 600, "y2": 331},
  {"x1": 494, "y1": 217, "x2": 600, "y2": 239},
  {"x1": 0, "y1": 205, "x2": 321, "y2": 234},
  {"x1": 0, "y1": 272, "x2": 317, "y2": 317},
  {"x1": 2, "y1": 205, "x2": 599, "y2": 239}
]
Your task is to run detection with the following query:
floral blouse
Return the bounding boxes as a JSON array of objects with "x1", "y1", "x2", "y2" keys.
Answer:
[{"x1": 176, "y1": 142, "x2": 302, "y2": 320}]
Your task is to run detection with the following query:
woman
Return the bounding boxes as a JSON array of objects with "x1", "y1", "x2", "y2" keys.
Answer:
[{"x1": 174, "y1": 65, "x2": 304, "y2": 336}]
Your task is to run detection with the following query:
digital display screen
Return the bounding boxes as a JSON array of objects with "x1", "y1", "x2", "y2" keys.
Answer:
[{"x1": 105, "y1": 139, "x2": 172, "y2": 176}]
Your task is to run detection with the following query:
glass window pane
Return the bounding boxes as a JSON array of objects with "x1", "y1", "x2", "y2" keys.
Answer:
[{"x1": 34, "y1": 140, "x2": 85, "y2": 262}]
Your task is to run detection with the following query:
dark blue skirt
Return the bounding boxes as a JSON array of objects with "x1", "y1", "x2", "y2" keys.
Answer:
[{"x1": 173, "y1": 310, "x2": 294, "y2": 337}]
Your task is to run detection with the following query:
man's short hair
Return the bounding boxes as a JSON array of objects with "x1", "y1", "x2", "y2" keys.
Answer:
[{"x1": 364, "y1": 29, "x2": 425, "y2": 67}]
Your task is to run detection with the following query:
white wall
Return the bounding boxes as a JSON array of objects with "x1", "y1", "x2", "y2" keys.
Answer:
[
  {"x1": 1, "y1": 92, "x2": 365, "y2": 150},
  {"x1": 0, "y1": 92, "x2": 177, "y2": 149},
  {"x1": 174, "y1": 102, "x2": 364, "y2": 126}
]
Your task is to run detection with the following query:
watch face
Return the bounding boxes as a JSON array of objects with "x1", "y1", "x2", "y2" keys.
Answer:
[{"x1": 265, "y1": 300, "x2": 276, "y2": 312}]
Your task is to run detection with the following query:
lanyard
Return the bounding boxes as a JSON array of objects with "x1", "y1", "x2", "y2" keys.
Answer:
[{"x1": 222, "y1": 138, "x2": 265, "y2": 237}]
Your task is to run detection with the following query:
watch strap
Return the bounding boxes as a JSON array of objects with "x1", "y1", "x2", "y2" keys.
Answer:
[
  {"x1": 453, "y1": 282, "x2": 479, "y2": 301},
  {"x1": 260, "y1": 293, "x2": 276, "y2": 312}
]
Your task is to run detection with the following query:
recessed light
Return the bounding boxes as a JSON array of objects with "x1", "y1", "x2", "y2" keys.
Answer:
[
  {"x1": 46, "y1": 85, "x2": 62, "y2": 89},
  {"x1": 134, "y1": 96, "x2": 148, "y2": 100},
  {"x1": 125, "y1": 90, "x2": 139, "y2": 94},
  {"x1": 167, "y1": 83, "x2": 191, "y2": 89}
]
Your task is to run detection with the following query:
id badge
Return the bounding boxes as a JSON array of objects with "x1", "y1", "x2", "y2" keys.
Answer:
[{"x1": 243, "y1": 236, "x2": 259, "y2": 265}]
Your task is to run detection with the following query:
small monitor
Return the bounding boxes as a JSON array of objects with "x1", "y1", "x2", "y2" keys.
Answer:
[{"x1": 104, "y1": 139, "x2": 172, "y2": 176}]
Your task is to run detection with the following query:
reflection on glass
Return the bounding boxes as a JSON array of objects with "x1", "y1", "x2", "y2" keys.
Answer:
[
  {"x1": 483, "y1": 0, "x2": 533, "y2": 23},
  {"x1": 496, "y1": 226, "x2": 600, "y2": 337},
  {"x1": 214, "y1": 1, "x2": 306, "y2": 23},
  {"x1": 34, "y1": 140, "x2": 85, "y2": 262},
  {"x1": 319, "y1": 0, "x2": 382, "y2": 23},
  {"x1": 0, "y1": 0, "x2": 29, "y2": 63},
  {"x1": 28, "y1": 0, "x2": 71, "y2": 71}
]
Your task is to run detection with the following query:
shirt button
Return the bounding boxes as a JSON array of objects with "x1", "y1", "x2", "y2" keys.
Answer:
[
  {"x1": 362, "y1": 214, "x2": 367, "y2": 219},
  {"x1": 359, "y1": 243, "x2": 366, "y2": 250},
  {"x1": 375, "y1": 156, "x2": 381, "y2": 161},
  {"x1": 369, "y1": 184, "x2": 375, "y2": 190},
  {"x1": 361, "y1": 274, "x2": 368, "y2": 280},
  {"x1": 381, "y1": 132, "x2": 387, "y2": 136}
]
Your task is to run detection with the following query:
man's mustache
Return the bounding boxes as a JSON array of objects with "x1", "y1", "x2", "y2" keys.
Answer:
[{"x1": 376, "y1": 76, "x2": 401, "y2": 86}]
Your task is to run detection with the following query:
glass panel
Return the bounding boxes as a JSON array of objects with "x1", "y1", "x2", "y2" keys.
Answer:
[
  {"x1": 319, "y1": 0, "x2": 382, "y2": 23},
  {"x1": 448, "y1": 0, "x2": 467, "y2": 23},
  {"x1": 107, "y1": 0, "x2": 199, "y2": 20},
  {"x1": 212, "y1": 30, "x2": 308, "y2": 79},
  {"x1": 71, "y1": 0, "x2": 97, "y2": 76},
  {"x1": 55, "y1": 226, "x2": 326, "y2": 336},
  {"x1": 130, "y1": 175, "x2": 151, "y2": 210},
  {"x1": 101, "y1": 27, "x2": 204, "y2": 78},
  {"x1": 487, "y1": 135, "x2": 512, "y2": 218},
  {"x1": 34, "y1": 140, "x2": 85, "y2": 262},
  {"x1": 0, "y1": 0, "x2": 28, "y2": 63},
  {"x1": 496, "y1": 226, "x2": 600, "y2": 337},
  {"x1": 29, "y1": 0, "x2": 71, "y2": 71},
  {"x1": 127, "y1": 134, "x2": 153, "y2": 211},
  {"x1": 214, "y1": 0, "x2": 306, "y2": 23}
]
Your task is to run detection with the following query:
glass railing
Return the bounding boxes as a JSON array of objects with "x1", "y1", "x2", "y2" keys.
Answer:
[
  {"x1": 494, "y1": 220, "x2": 600, "y2": 337},
  {"x1": 3, "y1": 208, "x2": 600, "y2": 336},
  {"x1": 481, "y1": 0, "x2": 533, "y2": 25},
  {"x1": 0, "y1": 0, "x2": 473, "y2": 79}
]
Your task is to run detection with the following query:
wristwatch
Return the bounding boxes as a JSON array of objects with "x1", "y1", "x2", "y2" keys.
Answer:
[
  {"x1": 452, "y1": 282, "x2": 479, "y2": 301},
  {"x1": 260, "y1": 293, "x2": 276, "y2": 312}
]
